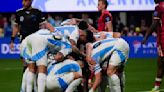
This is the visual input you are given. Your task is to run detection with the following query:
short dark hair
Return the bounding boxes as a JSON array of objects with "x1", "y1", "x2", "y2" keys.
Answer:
[
  {"x1": 154, "y1": 0, "x2": 164, "y2": 3},
  {"x1": 99, "y1": 0, "x2": 108, "y2": 9},
  {"x1": 78, "y1": 21, "x2": 88, "y2": 30},
  {"x1": 85, "y1": 29, "x2": 94, "y2": 43}
]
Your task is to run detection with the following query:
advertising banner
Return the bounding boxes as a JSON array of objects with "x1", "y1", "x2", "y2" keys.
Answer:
[
  {"x1": 0, "y1": 37, "x2": 157, "y2": 59},
  {"x1": 32, "y1": 0, "x2": 155, "y2": 12},
  {"x1": 0, "y1": 0, "x2": 155, "y2": 12},
  {"x1": 123, "y1": 36, "x2": 157, "y2": 58},
  {"x1": 0, "y1": 38, "x2": 20, "y2": 59}
]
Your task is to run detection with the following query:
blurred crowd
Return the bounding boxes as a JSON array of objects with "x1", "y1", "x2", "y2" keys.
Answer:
[{"x1": 0, "y1": 12, "x2": 157, "y2": 38}]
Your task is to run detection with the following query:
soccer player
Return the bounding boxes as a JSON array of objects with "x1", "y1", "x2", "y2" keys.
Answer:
[
  {"x1": 88, "y1": 31, "x2": 121, "y2": 92},
  {"x1": 54, "y1": 20, "x2": 92, "y2": 59},
  {"x1": 46, "y1": 59, "x2": 82, "y2": 92},
  {"x1": 20, "y1": 29, "x2": 72, "y2": 92},
  {"x1": 21, "y1": 59, "x2": 82, "y2": 92},
  {"x1": 97, "y1": 0, "x2": 113, "y2": 32},
  {"x1": 142, "y1": 0, "x2": 164, "y2": 91},
  {"x1": 85, "y1": 37, "x2": 129, "y2": 92}
]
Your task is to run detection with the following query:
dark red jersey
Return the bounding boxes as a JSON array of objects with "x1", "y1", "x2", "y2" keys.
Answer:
[
  {"x1": 97, "y1": 10, "x2": 112, "y2": 32},
  {"x1": 154, "y1": 2, "x2": 164, "y2": 50}
]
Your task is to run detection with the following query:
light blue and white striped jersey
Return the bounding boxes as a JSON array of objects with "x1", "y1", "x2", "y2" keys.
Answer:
[
  {"x1": 47, "y1": 59, "x2": 82, "y2": 75},
  {"x1": 91, "y1": 38, "x2": 117, "y2": 64},
  {"x1": 54, "y1": 25, "x2": 79, "y2": 44},
  {"x1": 21, "y1": 29, "x2": 72, "y2": 62},
  {"x1": 47, "y1": 59, "x2": 82, "y2": 90},
  {"x1": 91, "y1": 38, "x2": 128, "y2": 74}
]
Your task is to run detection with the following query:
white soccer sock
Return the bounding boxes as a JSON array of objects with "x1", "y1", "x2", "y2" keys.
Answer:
[
  {"x1": 26, "y1": 71, "x2": 35, "y2": 92},
  {"x1": 33, "y1": 73, "x2": 37, "y2": 92},
  {"x1": 108, "y1": 74, "x2": 121, "y2": 92},
  {"x1": 119, "y1": 72, "x2": 125, "y2": 92},
  {"x1": 37, "y1": 73, "x2": 46, "y2": 92},
  {"x1": 20, "y1": 68, "x2": 28, "y2": 92},
  {"x1": 65, "y1": 78, "x2": 82, "y2": 92}
]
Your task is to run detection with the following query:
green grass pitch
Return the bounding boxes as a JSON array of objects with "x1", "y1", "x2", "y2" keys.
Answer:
[{"x1": 0, "y1": 58, "x2": 164, "y2": 92}]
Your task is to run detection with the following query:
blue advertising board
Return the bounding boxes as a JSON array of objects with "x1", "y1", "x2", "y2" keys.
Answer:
[
  {"x1": 123, "y1": 36, "x2": 157, "y2": 58},
  {"x1": 0, "y1": 36, "x2": 158, "y2": 59},
  {"x1": 0, "y1": 38, "x2": 20, "y2": 59},
  {"x1": 0, "y1": 0, "x2": 22, "y2": 12}
]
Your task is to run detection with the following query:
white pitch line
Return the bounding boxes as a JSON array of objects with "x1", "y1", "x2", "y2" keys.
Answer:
[
  {"x1": 0, "y1": 67, "x2": 22, "y2": 70},
  {"x1": 137, "y1": 89, "x2": 164, "y2": 92}
]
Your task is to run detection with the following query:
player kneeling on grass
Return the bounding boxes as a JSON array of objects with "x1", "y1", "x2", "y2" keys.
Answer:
[
  {"x1": 20, "y1": 29, "x2": 72, "y2": 92},
  {"x1": 86, "y1": 37, "x2": 129, "y2": 92},
  {"x1": 21, "y1": 59, "x2": 82, "y2": 92}
]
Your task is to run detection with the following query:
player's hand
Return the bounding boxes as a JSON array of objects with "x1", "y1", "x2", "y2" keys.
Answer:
[
  {"x1": 88, "y1": 24, "x2": 98, "y2": 33},
  {"x1": 88, "y1": 79, "x2": 93, "y2": 88},
  {"x1": 99, "y1": 32, "x2": 107, "y2": 39},
  {"x1": 86, "y1": 56, "x2": 92, "y2": 62},
  {"x1": 86, "y1": 57, "x2": 96, "y2": 65},
  {"x1": 70, "y1": 18, "x2": 77, "y2": 25},
  {"x1": 10, "y1": 42, "x2": 15, "y2": 51},
  {"x1": 46, "y1": 22, "x2": 54, "y2": 32},
  {"x1": 157, "y1": 45, "x2": 164, "y2": 57}
]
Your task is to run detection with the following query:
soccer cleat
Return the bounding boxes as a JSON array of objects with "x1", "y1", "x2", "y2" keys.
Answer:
[{"x1": 150, "y1": 87, "x2": 159, "y2": 92}]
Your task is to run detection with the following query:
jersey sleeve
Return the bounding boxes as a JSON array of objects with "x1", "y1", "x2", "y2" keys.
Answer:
[
  {"x1": 94, "y1": 64, "x2": 102, "y2": 74},
  {"x1": 59, "y1": 42, "x2": 72, "y2": 57},
  {"x1": 104, "y1": 13, "x2": 112, "y2": 23},
  {"x1": 15, "y1": 10, "x2": 20, "y2": 24},
  {"x1": 38, "y1": 10, "x2": 47, "y2": 24},
  {"x1": 69, "y1": 26, "x2": 79, "y2": 44},
  {"x1": 91, "y1": 42, "x2": 102, "y2": 75}
]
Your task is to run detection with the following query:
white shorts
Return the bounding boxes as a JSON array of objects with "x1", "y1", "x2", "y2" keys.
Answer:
[
  {"x1": 109, "y1": 38, "x2": 129, "y2": 66},
  {"x1": 46, "y1": 72, "x2": 74, "y2": 91},
  {"x1": 20, "y1": 33, "x2": 49, "y2": 66}
]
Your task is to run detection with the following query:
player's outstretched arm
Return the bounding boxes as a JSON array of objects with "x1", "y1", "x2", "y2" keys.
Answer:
[
  {"x1": 88, "y1": 24, "x2": 98, "y2": 33},
  {"x1": 70, "y1": 39, "x2": 86, "y2": 58}
]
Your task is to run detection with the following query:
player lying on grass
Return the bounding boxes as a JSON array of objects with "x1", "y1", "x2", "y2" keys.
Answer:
[
  {"x1": 21, "y1": 59, "x2": 83, "y2": 92},
  {"x1": 20, "y1": 28, "x2": 72, "y2": 92},
  {"x1": 46, "y1": 59, "x2": 82, "y2": 92}
]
